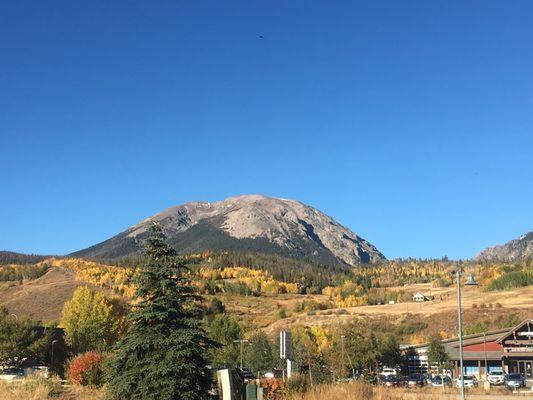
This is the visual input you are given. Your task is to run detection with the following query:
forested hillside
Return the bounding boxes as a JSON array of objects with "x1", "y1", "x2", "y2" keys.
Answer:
[{"x1": 0, "y1": 252, "x2": 530, "y2": 341}]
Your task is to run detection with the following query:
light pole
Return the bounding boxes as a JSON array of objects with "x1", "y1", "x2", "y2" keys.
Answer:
[
  {"x1": 51, "y1": 340, "x2": 58, "y2": 371},
  {"x1": 456, "y1": 269, "x2": 476, "y2": 400},
  {"x1": 456, "y1": 269, "x2": 465, "y2": 400},
  {"x1": 483, "y1": 332, "x2": 488, "y2": 380},
  {"x1": 341, "y1": 335, "x2": 346, "y2": 379},
  {"x1": 233, "y1": 339, "x2": 248, "y2": 370}
]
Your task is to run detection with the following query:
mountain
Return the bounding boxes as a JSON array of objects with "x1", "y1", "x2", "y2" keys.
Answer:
[
  {"x1": 71, "y1": 195, "x2": 386, "y2": 265},
  {"x1": 475, "y1": 232, "x2": 533, "y2": 261}
]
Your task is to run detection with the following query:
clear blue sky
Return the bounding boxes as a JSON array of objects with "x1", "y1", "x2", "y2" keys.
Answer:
[{"x1": 1, "y1": 1, "x2": 532, "y2": 260}]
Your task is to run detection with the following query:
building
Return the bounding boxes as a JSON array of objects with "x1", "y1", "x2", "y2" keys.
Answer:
[
  {"x1": 412, "y1": 292, "x2": 434, "y2": 302},
  {"x1": 406, "y1": 318, "x2": 533, "y2": 379}
]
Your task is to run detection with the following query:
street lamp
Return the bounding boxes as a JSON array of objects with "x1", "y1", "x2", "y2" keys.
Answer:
[
  {"x1": 233, "y1": 339, "x2": 249, "y2": 370},
  {"x1": 51, "y1": 340, "x2": 58, "y2": 371},
  {"x1": 455, "y1": 269, "x2": 477, "y2": 400}
]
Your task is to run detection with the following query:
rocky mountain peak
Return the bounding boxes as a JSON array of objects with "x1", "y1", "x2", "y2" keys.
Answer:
[
  {"x1": 475, "y1": 232, "x2": 533, "y2": 261},
  {"x1": 72, "y1": 195, "x2": 386, "y2": 265}
]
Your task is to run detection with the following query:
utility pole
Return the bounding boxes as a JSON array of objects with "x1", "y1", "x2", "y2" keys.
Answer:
[
  {"x1": 233, "y1": 339, "x2": 248, "y2": 370},
  {"x1": 483, "y1": 332, "x2": 488, "y2": 379},
  {"x1": 456, "y1": 270, "x2": 465, "y2": 400},
  {"x1": 341, "y1": 335, "x2": 346, "y2": 378}
]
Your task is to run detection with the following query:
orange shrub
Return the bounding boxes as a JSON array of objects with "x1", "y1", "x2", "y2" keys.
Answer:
[{"x1": 68, "y1": 351, "x2": 105, "y2": 387}]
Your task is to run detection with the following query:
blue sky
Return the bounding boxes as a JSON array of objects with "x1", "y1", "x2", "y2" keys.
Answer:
[{"x1": 1, "y1": 1, "x2": 532, "y2": 259}]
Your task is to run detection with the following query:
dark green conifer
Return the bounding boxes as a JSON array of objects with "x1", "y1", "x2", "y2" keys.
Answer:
[{"x1": 106, "y1": 223, "x2": 215, "y2": 400}]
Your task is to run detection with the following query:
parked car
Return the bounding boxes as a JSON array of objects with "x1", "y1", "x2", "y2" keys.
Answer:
[
  {"x1": 455, "y1": 375, "x2": 478, "y2": 388},
  {"x1": 431, "y1": 375, "x2": 452, "y2": 387},
  {"x1": 380, "y1": 367, "x2": 397, "y2": 377},
  {"x1": 405, "y1": 373, "x2": 425, "y2": 387},
  {"x1": 380, "y1": 375, "x2": 401, "y2": 387},
  {"x1": 263, "y1": 370, "x2": 282, "y2": 379},
  {"x1": 504, "y1": 373, "x2": 525, "y2": 389},
  {"x1": 239, "y1": 368, "x2": 255, "y2": 381},
  {"x1": 0, "y1": 367, "x2": 24, "y2": 381},
  {"x1": 487, "y1": 369, "x2": 505, "y2": 385}
]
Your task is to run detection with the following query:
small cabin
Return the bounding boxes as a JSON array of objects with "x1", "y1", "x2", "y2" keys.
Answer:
[{"x1": 412, "y1": 292, "x2": 434, "y2": 302}]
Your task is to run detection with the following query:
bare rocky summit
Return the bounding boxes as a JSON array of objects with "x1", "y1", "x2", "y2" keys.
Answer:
[
  {"x1": 72, "y1": 195, "x2": 385, "y2": 265},
  {"x1": 475, "y1": 232, "x2": 533, "y2": 261}
]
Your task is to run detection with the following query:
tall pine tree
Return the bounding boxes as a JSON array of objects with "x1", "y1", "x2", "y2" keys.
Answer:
[{"x1": 106, "y1": 223, "x2": 215, "y2": 400}]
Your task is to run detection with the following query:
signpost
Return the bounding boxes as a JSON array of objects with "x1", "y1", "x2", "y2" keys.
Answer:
[
  {"x1": 280, "y1": 331, "x2": 293, "y2": 379},
  {"x1": 280, "y1": 331, "x2": 292, "y2": 359}
]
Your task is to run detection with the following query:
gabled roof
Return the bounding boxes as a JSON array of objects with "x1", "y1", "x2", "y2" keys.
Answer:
[
  {"x1": 496, "y1": 319, "x2": 533, "y2": 343},
  {"x1": 403, "y1": 318, "x2": 533, "y2": 358},
  {"x1": 404, "y1": 328, "x2": 510, "y2": 350}
]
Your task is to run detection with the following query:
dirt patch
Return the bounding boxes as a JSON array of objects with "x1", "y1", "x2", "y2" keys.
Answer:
[{"x1": 0, "y1": 268, "x2": 87, "y2": 323}]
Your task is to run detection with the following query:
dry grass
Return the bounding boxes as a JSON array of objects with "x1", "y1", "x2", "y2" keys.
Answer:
[
  {"x1": 0, "y1": 378, "x2": 104, "y2": 400},
  {"x1": 287, "y1": 383, "x2": 443, "y2": 400},
  {"x1": 0, "y1": 382, "x2": 52, "y2": 400},
  {"x1": 287, "y1": 382, "x2": 521, "y2": 400},
  {"x1": 57, "y1": 385, "x2": 105, "y2": 400},
  {"x1": 0, "y1": 268, "x2": 84, "y2": 323}
]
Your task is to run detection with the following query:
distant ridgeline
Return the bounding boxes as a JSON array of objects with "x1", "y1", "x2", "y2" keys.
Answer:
[{"x1": 0, "y1": 251, "x2": 50, "y2": 265}]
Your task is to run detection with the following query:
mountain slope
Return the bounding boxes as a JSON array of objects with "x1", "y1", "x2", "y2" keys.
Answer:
[
  {"x1": 475, "y1": 232, "x2": 533, "y2": 261},
  {"x1": 71, "y1": 195, "x2": 385, "y2": 265}
]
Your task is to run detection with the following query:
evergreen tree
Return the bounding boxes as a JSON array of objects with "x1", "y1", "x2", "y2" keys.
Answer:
[
  {"x1": 0, "y1": 307, "x2": 67, "y2": 372},
  {"x1": 209, "y1": 314, "x2": 241, "y2": 368},
  {"x1": 427, "y1": 335, "x2": 448, "y2": 373},
  {"x1": 244, "y1": 331, "x2": 275, "y2": 374},
  {"x1": 106, "y1": 224, "x2": 215, "y2": 400}
]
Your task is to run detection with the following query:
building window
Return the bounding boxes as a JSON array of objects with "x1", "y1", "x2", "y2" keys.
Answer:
[{"x1": 464, "y1": 362, "x2": 479, "y2": 375}]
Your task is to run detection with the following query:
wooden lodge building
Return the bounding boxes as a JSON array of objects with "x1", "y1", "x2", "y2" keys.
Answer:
[{"x1": 406, "y1": 318, "x2": 533, "y2": 379}]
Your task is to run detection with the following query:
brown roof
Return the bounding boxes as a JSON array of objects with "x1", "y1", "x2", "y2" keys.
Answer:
[
  {"x1": 496, "y1": 319, "x2": 533, "y2": 343},
  {"x1": 405, "y1": 328, "x2": 509, "y2": 350}
]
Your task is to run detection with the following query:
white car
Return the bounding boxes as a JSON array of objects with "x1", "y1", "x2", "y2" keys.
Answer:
[
  {"x1": 380, "y1": 367, "x2": 397, "y2": 377},
  {"x1": 0, "y1": 367, "x2": 24, "y2": 381},
  {"x1": 487, "y1": 369, "x2": 505, "y2": 385},
  {"x1": 455, "y1": 375, "x2": 478, "y2": 388}
]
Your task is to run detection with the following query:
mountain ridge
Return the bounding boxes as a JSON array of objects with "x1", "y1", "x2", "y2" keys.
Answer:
[
  {"x1": 475, "y1": 232, "x2": 533, "y2": 261},
  {"x1": 71, "y1": 194, "x2": 386, "y2": 265}
]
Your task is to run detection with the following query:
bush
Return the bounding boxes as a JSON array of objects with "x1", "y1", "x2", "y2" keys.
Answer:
[
  {"x1": 394, "y1": 321, "x2": 428, "y2": 336},
  {"x1": 68, "y1": 351, "x2": 105, "y2": 387},
  {"x1": 485, "y1": 270, "x2": 533, "y2": 291},
  {"x1": 301, "y1": 300, "x2": 329, "y2": 312},
  {"x1": 286, "y1": 374, "x2": 310, "y2": 394},
  {"x1": 207, "y1": 298, "x2": 225, "y2": 315}
]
